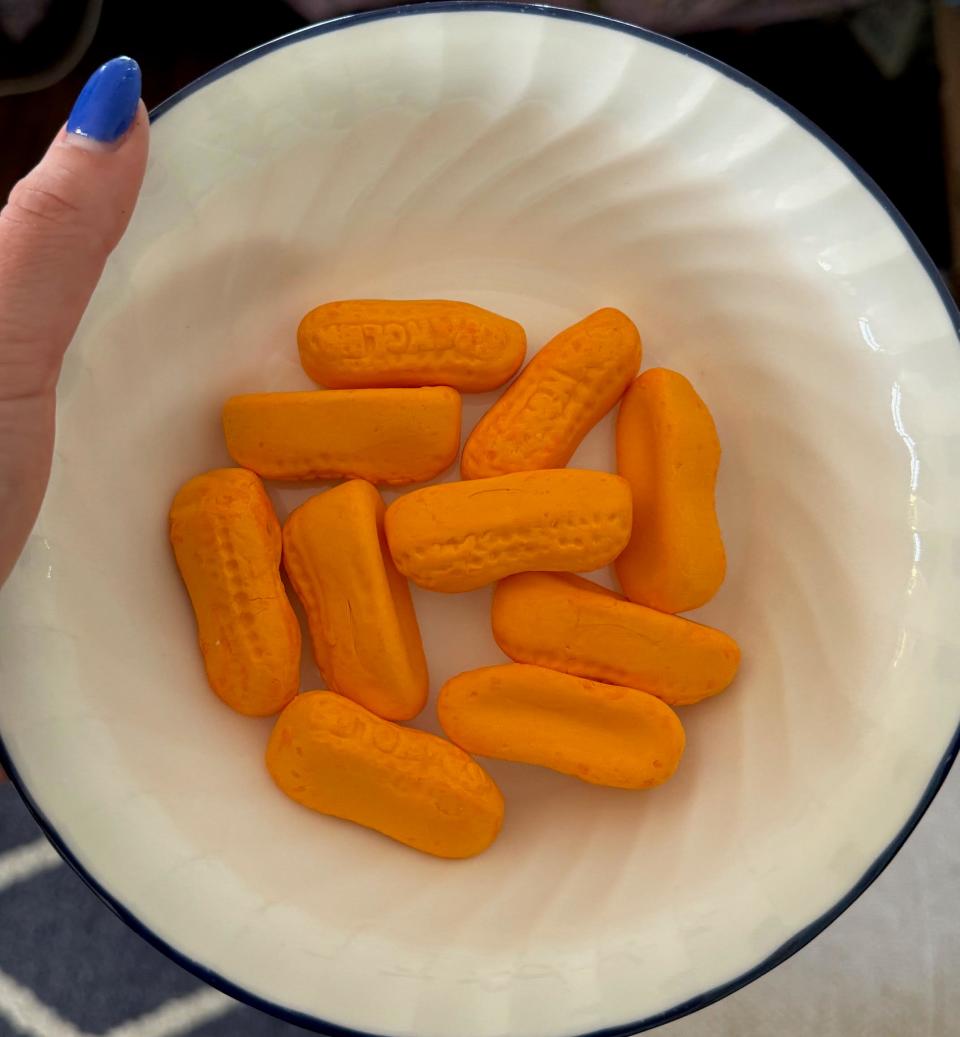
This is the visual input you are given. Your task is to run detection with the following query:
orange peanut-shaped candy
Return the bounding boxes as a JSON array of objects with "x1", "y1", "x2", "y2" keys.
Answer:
[
  {"x1": 297, "y1": 299, "x2": 526, "y2": 392},
  {"x1": 384, "y1": 469, "x2": 632, "y2": 593},
  {"x1": 493, "y1": 572, "x2": 739, "y2": 706},
  {"x1": 438, "y1": 664, "x2": 685, "y2": 789},
  {"x1": 461, "y1": 308, "x2": 641, "y2": 479},
  {"x1": 283, "y1": 480, "x2": 428, "y2": 721},
  {"x1": 616, "y1": 368, "x2": 726, "y2": 612},
  {"x1": 222, "y1": 386, "x2": 460, "y2": 485},
  {"x1": 267, "y1": 692, "x2": 505, "y2": 858},
  {"x1": 169, "y1": 468, "x2": 301, "y2": 716}
]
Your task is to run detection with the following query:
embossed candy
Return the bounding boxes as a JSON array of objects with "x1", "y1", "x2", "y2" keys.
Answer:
[
  {"x1": 461, "y1": 308, "x2": 641, "y2": 479},
  {"x1": 169, "y1": 468, "x2": 301, "y2": 716},
  {"x1": 384, "y1": 469, "x2": 633, "y2": 593},
  {"x1": 266, "y1": 691, "x2": 505, "y2": 858},
  {"x1": 297, "y1": 299, "x2": 527, "y2": 392}
]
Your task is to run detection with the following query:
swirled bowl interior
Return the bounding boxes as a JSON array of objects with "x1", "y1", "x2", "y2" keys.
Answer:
[{"x1": 2, "y1": 7, "x2": 960, "y2": 1036}]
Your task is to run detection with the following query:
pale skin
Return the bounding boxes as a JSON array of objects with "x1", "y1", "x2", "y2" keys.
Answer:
[{"x1": 0, "y1": 105, "x2": 150, "y2": 779}]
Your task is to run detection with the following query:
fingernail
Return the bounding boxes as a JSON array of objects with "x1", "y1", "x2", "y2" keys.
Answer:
[{"x1": 66, "y1": 56, "x2": 141, "y2": 147}]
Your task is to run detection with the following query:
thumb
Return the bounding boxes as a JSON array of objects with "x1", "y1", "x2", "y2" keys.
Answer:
[
  {"x1": 0, "y1": 57, "x2": 148, "y2": 587},
  {"x1": 0, "y1": 56, "x2": 148, "y2": 402}
]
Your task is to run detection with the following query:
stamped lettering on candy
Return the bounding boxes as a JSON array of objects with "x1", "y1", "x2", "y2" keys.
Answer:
[
  {"x1": 461, "y1": 308, "x2": 642, "y2": 479},
  {"x1": 298, "y1": 300, "x2": 526, "y2": 391},
  {"x1": 314, "y1": 317, "x2": 501, "y2": 361},
  {"x1": 312, "y1": 322, "x2": 425, "y2": 359}
]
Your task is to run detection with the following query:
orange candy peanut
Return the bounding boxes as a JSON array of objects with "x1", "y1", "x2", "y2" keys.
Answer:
[
  {"x1": 283, "y1": 480, "x2": 428, "y2": 721},
  {"x1": 223, "y1": 386, "x2": 461, "y2": 485},
  {"x1": 267, "y1": 692, "x2": 505, "y2": 858},
  {"x1": 616, "y1": 368, "x2": 726, "y2": 612},
  {"x1": 461, "y1": 308, "x2": 641, "y2": 479},
  {"x1": 298, "y1": 299, "x2": 526, "y2": 392},
  {"x1": 438, "y1": 663, "x2": 685, "y2": 789},
  {"x1": 384, "y1": 468, "x2": 632, "y2": 593},
  {"x1": 493, "y1": 572, "x2": 739, "y2": 706},
  {"x1": 169, "y1": 468, "x2": 301, "y2": 716}
]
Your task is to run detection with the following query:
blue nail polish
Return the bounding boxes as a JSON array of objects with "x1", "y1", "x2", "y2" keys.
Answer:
[{"x1": 67, "y1": 56, "x2": 141, "y2": 144}]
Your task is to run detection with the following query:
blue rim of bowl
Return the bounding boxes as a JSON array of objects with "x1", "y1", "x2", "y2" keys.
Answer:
[{"x1": 3, "y1": 4, "x2": 960, "y2": 1035}]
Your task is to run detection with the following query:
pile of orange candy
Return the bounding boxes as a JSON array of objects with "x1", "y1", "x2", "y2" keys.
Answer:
[{"x1": 169, "y1": 300, "x2": 739, "y2": 859}]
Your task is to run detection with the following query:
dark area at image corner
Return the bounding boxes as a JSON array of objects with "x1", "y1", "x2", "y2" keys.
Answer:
[{"x1": 0, "y1": 0, "x2": 955, "y2": 282}]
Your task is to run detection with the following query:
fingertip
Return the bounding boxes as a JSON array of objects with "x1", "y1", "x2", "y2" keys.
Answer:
[
  {"x1": 62, "y1": 96, "x2": 149, "y2": 159},
  {"x1": 65, "y1": 56, "x2": 141, "y2": 148},
  {"x1": 0, "y1": 66, "x2": 147, "y2": 413}
]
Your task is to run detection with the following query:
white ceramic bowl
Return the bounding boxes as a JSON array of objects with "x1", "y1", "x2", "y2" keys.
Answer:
[{"x1": 2, "y1": 5, "x2": 960, "y2": 1035}]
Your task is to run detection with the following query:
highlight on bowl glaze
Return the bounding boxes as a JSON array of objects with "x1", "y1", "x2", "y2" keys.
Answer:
[{"x1": 1, "y1": 6, "x2": 959, "y2": 1037}]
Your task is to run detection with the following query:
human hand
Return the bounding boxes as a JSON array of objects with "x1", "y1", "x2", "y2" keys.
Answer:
[
  {"x1": 0, "y1": 57, "x2": 149, "y2": 596},
  {"x1": 0, "y1": 57, "x2": 147, "y2": 784}
]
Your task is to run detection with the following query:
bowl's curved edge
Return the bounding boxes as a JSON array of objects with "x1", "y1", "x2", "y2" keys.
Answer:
[{"x1": 2, "y1": 5, "x2": 959, "y2": 1037}]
